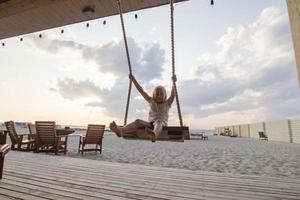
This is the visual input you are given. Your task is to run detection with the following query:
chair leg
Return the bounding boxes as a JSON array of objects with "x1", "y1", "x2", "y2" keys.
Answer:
[
  {"x1": 55, "y1": 142, "x2": 59, "y2": 155},
  {"x1": 64, "y1": 144, "x2": 67, "y2": 154},
  {"x1": 78, "y1": 140, "x2": 81, "y2": 153},
  {"x1": 100, "y1": 139, "x2": 103, "y2": 154},
  {"x1": 64, "y1": 137, "x2": 68, "y2": 154},
  {"x1": 33, "y1": 142, "x2": 36, "y2": 152},
  {"x1": 35, "y1": 143, "x2": 39, "y2": 153},
  {"x1": 81, "y1": 143, "x2": 84, "y2": 155},
  {"x1": 0, "y1": 157, "x2": 4, "y2": 179},
  {"x1": 17, "y1": 143, "x2": 22, "y2": 151}
]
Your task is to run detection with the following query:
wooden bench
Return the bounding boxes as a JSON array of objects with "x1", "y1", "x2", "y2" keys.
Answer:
[{"x1": 0, "y1": 131, "x2": 10, "y2": 179}]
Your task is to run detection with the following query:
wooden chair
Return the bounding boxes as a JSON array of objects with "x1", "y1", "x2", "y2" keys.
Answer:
[
  {"x1": 35, "y1": 121, "x2": 68, "y2": 155},
  {"x1": 28, "y1": 123, "x2": 36, "y2": 135},
  {"x1": 27, "y1": 123, "x2": 37, "y2": 149},
  {"x1": 78, "y1": 124, "x2": 105, "y2": 155},
  {"x1": 0, "y1": 131, "x2": 10, "y2": 179},
  {"x1": 4, "y1": 121, "x2": 35, "y2": 151},
  {"x1": 258, "y1": 131, "x2": 268, "y2": 141}
]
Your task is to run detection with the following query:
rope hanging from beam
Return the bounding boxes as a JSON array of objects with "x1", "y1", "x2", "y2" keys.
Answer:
[
  {"x1": 170, "y1": 0, "x2": 183, "y2": 127},
  {"x1": 117, "y1": 0, "x2": 133, "y2": 126}
]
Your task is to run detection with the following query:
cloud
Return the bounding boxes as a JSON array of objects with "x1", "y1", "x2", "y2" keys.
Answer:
[
  {"x1": 28, "y1": 36, "x2": 165, "y2": 82},
  {"x1": 81, "y1": 37, "x2": 165, "y2": 81},
  {"x1": 50, "y1": 79, "x2": 102, "y2": 100},
  {"x1": 180, "y1": 7, "x2": 300, "y2": 123},
  {"x1": 27, "y1": 35, "x2": 84, "y2": 54},
  {"x1": 39, "y1": 37, "x2": 167, "y2": 121},
  {"x1": 31, "y1": 6, "x2": 300, "y2": 127}
]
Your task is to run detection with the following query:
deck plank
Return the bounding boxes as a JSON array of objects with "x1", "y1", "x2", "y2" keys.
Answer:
[
  {"x1": 6, "y1": 159, "x2": 300, "y2": 193},
  {"x1": 2, "y1": 151, "x2": 300, "y2": 200},
  {"x1": 4, "y1": 168, "x2": 298, "y2": 200},
  {"x1": 5, "y1": 163, "x2": 300, "y2": 197},
  {"x1": 0, "y1": 193, "x2": 19, "y2": 200},
  {"x1": 7, "y1": 152, "x2": 300, "y2": 185}
]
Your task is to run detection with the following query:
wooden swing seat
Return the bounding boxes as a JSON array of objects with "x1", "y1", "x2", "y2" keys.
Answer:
[{"x1": 122, "y1": 126, "x2": 190, "y2": 142}]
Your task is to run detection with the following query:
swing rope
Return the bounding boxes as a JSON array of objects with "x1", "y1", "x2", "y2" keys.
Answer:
[
  {"x1": 117, "y1": 0, "x2": 184, "y2": 127},
  {"x1": 117, "y1": 0, "x2": 132, "y2": 126},
  {"x1": 170, "y1": 0, "x2": 183, "y2": 127}
]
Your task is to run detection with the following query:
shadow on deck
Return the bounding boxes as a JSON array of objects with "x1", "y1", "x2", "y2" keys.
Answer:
[{"x1": 1, "y1": 151, "x2": 300, "y2": 200}]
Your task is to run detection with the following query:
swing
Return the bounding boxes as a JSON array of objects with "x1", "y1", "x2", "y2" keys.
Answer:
[
  {"x1": 122, "y1": 126, "x2": 190, "y2": 142},
  {"x1": 117, "y1": 0, "x2": 190, "y2": 142}
]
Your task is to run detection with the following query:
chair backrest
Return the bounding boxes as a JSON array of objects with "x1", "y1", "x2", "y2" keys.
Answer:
[
  {"x1": 35, "y1": 121, "x2": 57, "y2": 144},
  {"x1": 85, "y1": 124, "x2": 105, "y2": 144},
  {"x1": 4, "y1": 121, "x2": 18, "y2": 144},
  {"x1": 258, "y1": 131, "x2": 267, "y2": 138},
  {"x1": 28, "y1": 123, "x2": 36, "y2": 134}
]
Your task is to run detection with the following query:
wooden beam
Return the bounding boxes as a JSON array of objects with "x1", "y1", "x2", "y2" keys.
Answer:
[
  {"x1": 0, "y1": 0, "x2": 188, "y2": 40},
  {"x1": 287, "y1": 0, "x2": 300, "y2": 86}
]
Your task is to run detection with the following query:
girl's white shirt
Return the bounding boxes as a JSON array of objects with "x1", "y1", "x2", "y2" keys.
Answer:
[{"x1": 148, "y1": 99, "x2": 170, "y2": 126}]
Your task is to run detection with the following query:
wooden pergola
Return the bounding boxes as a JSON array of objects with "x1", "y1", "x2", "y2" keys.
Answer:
[
  {"x1": 0, "y1": 0, "x2": 299, "y2": 85},
  {"x1": 0, "y1": 0, "x2": 186, "y2": 40}
]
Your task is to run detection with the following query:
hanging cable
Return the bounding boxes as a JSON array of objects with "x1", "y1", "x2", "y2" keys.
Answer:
[{"x1": 117, "y1": 0, "x2": 133, "y2": 126}]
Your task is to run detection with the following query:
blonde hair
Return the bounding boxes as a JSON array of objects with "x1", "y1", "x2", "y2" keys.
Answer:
[{"x1": 153, "y1": 86, "x2": 167, "y2": 101}]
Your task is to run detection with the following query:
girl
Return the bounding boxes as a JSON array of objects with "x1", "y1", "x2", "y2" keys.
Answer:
[{"x1": 109, "y1": 74, "x2": 177, "y2": 142}]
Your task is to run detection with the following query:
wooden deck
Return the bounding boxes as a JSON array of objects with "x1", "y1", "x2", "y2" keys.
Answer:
[{"x1": 1, "y1": 152, "x2": 300, "y2": 200}]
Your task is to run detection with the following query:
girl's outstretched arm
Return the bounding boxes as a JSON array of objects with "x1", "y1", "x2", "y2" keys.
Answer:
[
  {"x1": 129, "y1": 74, "x2": 152, "y2": 102},
  {"x1": 167, "y1": 75, "x2": 177, "y2": 106}
]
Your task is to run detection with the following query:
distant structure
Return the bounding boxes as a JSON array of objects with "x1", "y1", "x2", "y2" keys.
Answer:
[{"x1": 215, "y1": 118, "x2": 300, "y2": 144}]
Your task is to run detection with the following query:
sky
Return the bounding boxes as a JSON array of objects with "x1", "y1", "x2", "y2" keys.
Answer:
[{"x1": 0, "y1": 0, "x2": 300, "y2": 129}]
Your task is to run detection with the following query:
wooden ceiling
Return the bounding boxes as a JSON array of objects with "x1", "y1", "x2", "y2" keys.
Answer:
[
  {"x1": 287, "y1": 0, "x2": 300, "y2": 86},
  {"x1": 0, "y1": 0, "x2": 187, "y2": 40}
]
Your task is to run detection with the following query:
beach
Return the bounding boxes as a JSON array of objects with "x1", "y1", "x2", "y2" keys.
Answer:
[{"x1": 61, "y1": 133, "x2": 300, "y2": 179}]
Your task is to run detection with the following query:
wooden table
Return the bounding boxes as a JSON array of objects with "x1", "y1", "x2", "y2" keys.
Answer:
[
  {"x1": 55, "y1": 128, "x2": 75, "y2": 153},
  {"x1": 56, "y1": 128, "x2": 75, "y2": 136}
]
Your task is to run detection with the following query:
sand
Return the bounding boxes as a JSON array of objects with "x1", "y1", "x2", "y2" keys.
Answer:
[{"x1": 63, "y1": 133, "x2": 300, "y2": 179}]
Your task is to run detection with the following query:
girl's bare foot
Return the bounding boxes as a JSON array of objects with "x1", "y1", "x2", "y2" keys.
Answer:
[
  {"x1": 146, "y1": 127, "x2": 156, "y2": 142},
  {"x1": 109, "y1": 121, "x2": 122, "y2": 137}
]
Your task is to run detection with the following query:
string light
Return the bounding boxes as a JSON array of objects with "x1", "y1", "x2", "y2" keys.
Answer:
[{"x1": 0, "y1": 7, "x2": 152, "y2": 46}]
